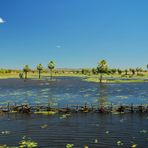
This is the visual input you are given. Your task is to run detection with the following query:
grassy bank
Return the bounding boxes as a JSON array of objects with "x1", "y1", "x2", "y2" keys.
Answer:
[
  {"x1": 0, "y1": 72, "x2": 148, "y2": 83},
  {"x1": 84, "y1": 77, "x2": 148, "y2": 83},
  {"x1": 0, "y1": 72, "x2": 85, "y2": 79}
]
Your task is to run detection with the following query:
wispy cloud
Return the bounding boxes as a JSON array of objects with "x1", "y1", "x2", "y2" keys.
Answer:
[
  {"x1": 0, "y1": 17, "x2": 6, "y2": 24},
  {"x1": 56, "y1": 45, "x2": 61, "y2": 49}
]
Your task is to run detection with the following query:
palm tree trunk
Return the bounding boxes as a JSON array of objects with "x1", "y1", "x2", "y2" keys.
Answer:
[
  {"x1": 50, "y1": 69, "x2": 52, "y2": 80},
  {"x1": 39, "y1": 70, "x2": 41, "y2": 79},
  {"x1": 25, "y1": 72, "x2": 27, "y2": 79},
  {"x1": 99, "y1": 74, "x2": 103, "y2": 83}
]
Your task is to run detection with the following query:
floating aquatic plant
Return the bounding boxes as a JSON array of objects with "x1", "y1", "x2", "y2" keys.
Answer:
[
  {"x1": 19, "y1": 138, "x2": 38, "y2": 148},
  {"x1": 140, "y1": 129, "x2": 147, "y2": 134},
  {"x1": 40, "y1": 124, "x2": 48, "y2": 129},
  {"x1": 19, "y1": 140, "x2": 38, "y2": 148},
  {"x1": 84, "y1": 145, "x2": 89, "y2": 148},
  {"x1": 105, "y1": 131, "x2": 110, "y2": 134},
  {"x1": 1, "y1": 131, "x2": 11, "y2": 135},
  {"x1": 94, "y1": 139, "x2": 99, "y2": 143},
  {"x1": 131, "y1": 144, "x2": 137, "y2": 148},
  {"x1": 66, "y1": 144, "x2": 74, "y2": 148},
  {"x1": 0, "y1": 137, "x2": 38, "y2": 148},
  {"x1": 117, "y1": 141, "x2": 124, "y2": 146},
  {"x1": 34, "y1": 111, "x2": 56, "y2": 115},
  {"x1": 60, "y1": 114, "x2": 71, "y2": 119}
]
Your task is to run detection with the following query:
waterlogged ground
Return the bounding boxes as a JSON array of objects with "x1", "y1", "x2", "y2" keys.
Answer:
[
  {"x1": 0, "y1": 113, "x2": 148, "y2": 147},
  {"x1": 0, "y1": 77, "x2": 147, "y2": 107},
  {"x1": 0, "y1": 77, "x2": 148, "y2": 147}
]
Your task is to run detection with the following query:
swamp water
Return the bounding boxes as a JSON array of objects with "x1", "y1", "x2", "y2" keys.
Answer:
[{"x1": 0, "y1": 77, "x2": 148, "y2": 147}]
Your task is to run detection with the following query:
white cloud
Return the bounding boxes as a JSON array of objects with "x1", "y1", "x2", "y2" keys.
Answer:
[
  {"x1": 56, "y1": 45, "x2": 61, "y2": 49},
  {"x1": 0, "y1": 17, "x2": 5, "y2": 24}
]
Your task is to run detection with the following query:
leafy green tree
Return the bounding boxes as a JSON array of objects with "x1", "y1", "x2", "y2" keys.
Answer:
[
  {"x1": 117, "y1": 69, "x2": 122, "y2": 75},
  {"x1": 136, "y1": 67, "x2": 143, "y2": 75},
  {"x1": 124, "y1": 69, "x2": 128, "y2": 75},
  {"x1": 23, "y1": 65, "x2": 30, "y2": 79},
  {"x1": 37, "y1": 64, "x2": 44, "y2": 79},
  {"x1": 129, "y1": 68, "x2": 136, "y2": 75},
  {"x1": 97, "y1": 60, "x2": 109, "y2": 83},
  {"x1": 81, "y1": 68, "x2": 91, "y2": 75},
  {"x1": 92, "y1": 68, "x2": 97, "y2": 75},
  {"x1": 48, "y1": 61, "x2": 55, "y2": 80},
  {"x1": 110, "y1": 68, "x2": 117, "y2": 74}
]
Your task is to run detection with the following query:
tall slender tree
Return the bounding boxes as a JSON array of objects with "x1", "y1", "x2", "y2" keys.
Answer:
[
  {"x1": 37, "y1": 64, "x2": 44, "y2": 79},
  {"x1": 97, "y1": 60, "x2": 109, "y2": 83},
  {"x1": 48, "y1": 61, "x2": 55, "y2": 80},
  {"x1": 117, "y1": 69, "x2": 122, "y2": 75},
  {"x1": 23, "y1": 65, "x2": 30, "y2": 80},
  {"x1": 124, "y1": 69, "x2": 128, "y2": 75},
  {"x1": 129, "y1": 68, "x2": 135, "y2": 75},
  {"x1": 136, "y1": 67, "x2": 143, "y2": 75}
]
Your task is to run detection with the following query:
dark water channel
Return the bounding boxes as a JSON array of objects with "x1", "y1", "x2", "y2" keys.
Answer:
[{"x1": 0, "y1": 113, "x2": 148, "y2": 147}]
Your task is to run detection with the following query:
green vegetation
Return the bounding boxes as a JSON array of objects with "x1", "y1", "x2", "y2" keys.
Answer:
[
  {"x1": 0, "y1": 61, "x2": 147, "y2": 83},
  {"x1": 84, "y1": 75, "x2": 148, "y2": 83},
  {"x1": 0, "y1": 136, "x2": 38, "y2": 148},
  {"x1": 48, "y1": 61, "x2": 56, "y2": 80},
  {"x1": 19, "y1": 139, "x2": 38, "y2": 148},
  {"x1": 23, "y1": 65, "x2": 30, "y2": 80},
  {"x1": 34, "y1": 111, "x2": 56, "y2": 115},
  {"x1": 97, "y1": 60, "x2": 109, "y2": 83},
  {"x1": 66, "y1": 144, "x2": 74, "y2": 148},
  {"x1": 36, "y1": 64, "x2": 44, "y2": 79}
]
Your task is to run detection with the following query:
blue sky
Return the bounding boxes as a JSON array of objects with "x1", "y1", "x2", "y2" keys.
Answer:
[{"x1": 0, "y1": 0, "x2": 148, "y2": 69}]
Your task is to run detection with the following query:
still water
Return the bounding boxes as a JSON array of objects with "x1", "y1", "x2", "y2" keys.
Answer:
[
  {"x1": 0, "y1": 113, "x2": 148, "y2": 147},
  {"x1": 0, "y1": 77, "x2": 147, "y2": 107},
  {"x1": 0, "y1": 77, "x2": 148, "y2": 147}
]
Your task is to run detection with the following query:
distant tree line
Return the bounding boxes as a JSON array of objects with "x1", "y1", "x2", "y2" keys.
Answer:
[
  {"x1": 0, "y1": 61, "x2": 147, "y2": 83},
  {"x1": 20, "y1": 61, "x2": 56, "y2": 80},
  {"x1": 0, "y1": 69, "x2": 20, "y2": 74}
]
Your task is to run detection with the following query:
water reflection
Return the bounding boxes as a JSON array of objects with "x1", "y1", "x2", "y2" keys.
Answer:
[
  {"x1": 0, "y1": 78, "x2": 148, "y2": 107},
  {"x1": 98, "y1": 84, "x2": 108, "y2": 108}
]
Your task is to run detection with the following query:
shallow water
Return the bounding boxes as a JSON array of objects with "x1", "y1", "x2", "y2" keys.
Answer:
[
  {"x1": 0, "y1": 113, "x2": 148, "y2": 147},
  {"x1": 0, "y1": 77, "x2": 147, "y2": 107},
  {"x1": 0, "y1": 77, "x2": 148, "y2": 147}
]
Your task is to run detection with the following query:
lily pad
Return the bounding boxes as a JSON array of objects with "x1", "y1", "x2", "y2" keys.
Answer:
[
  {"x1": 66, "y1": 144, "x2": 74, "y2": 148},
  {"x1": 94, "y1": 139, "x2": 99, "y2": 143},
  {"x1": 40, "y1": 124, "x2": 48, "y2": 129},
  {"x1": 131, "y1": 144, "x2": 137, "y2": 148},
  {"x1": 117, "y1": 141, "x2": 124, "y2": 146},
  {"x1": 105, "y1": 131, "x2": 110, "y2": 134}
]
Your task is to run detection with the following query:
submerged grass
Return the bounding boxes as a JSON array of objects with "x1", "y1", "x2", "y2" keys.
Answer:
[
  {"x1": 34, "y1": 111, "x2": 57, "y2": 115},
  {"x1": 84, "y1": 77, "x2": 148, "y2": 83},
  {"x1": 0, "y1": 72, "x2": 147, "y2": 83}
]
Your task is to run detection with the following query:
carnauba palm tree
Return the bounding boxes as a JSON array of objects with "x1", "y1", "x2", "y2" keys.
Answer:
[
  {"x1": 97, "y1": 60, "x2": 109, "y2": 83},
  {"x1": 23, "y1": 65, "x2": 30, "y2": 80},
  {"x1": 37, "y1": 64, "x2": 44, "y2": 79},
  {"x1": 48, "y1": 61, "x2": 55, "y2": 80}
]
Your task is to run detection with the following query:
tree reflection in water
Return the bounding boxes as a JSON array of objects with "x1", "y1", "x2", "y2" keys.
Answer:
[{"x1": 98, "y1": 83, "x2": 108, "y2": 109}]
